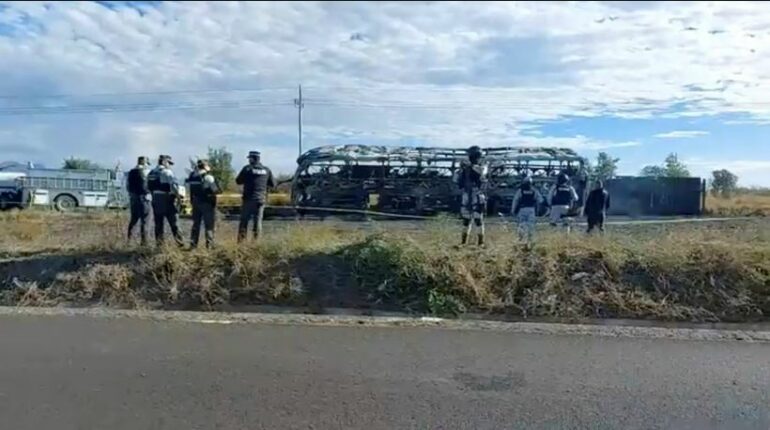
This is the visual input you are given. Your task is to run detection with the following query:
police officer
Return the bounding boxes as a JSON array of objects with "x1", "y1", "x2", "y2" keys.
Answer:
[
  {"x1": 236, "y1": 150, "x2": 275, "y2": 242},
  {"x1": 126, "y1": 156, "x2": 150, "y2": 245},
  {"x1": 454, "y1": 145, "x2": 488, "y2": 246},
  {"x1": 511, "y1": 176, "x2": 544, "y2": 243},
  {"x1": 147, "y1": 155, "x2": 184, "y2": 246},
  {"x1": 186, "y1": 159, "x2": 221, "y2": 249},
  {"x1": 585, "y1": 180, "x2": 611, "y2": 234},
  {"x1": 548, "y1": 172, "x2": 579, "y2": 232}
]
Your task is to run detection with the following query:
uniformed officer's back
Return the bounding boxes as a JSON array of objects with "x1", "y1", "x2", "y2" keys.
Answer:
[
  {"x1": 237, "y1": 159, "x2": 274, "y2": 203},
  {"x1": 187, "y1": 159, "x2": 220, "y2": 248},
  {"x1": 236, "y1": 150, "x2": 275, "y2": 242}
]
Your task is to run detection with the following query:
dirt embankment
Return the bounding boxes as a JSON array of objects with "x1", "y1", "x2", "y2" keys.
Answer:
[{"x1": 1, "y1": 213, "x2": 769, "y2": 323}]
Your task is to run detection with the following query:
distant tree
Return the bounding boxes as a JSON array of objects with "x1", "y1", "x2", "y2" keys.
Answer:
[
  {"x1": 206, "y1": 146, "x2": 235, "y2": 191},
  {"x1": 640, "y1": 165, "x2": 667, "y2": 177},
  {"x1": 663, "y1": 153, "x2": 690, "y2": 177},
  {"x1": 639, "y1": 153, "x2": 691, "y2": 178},
  {"x1": 594, "y1": 152, "x2": 619, "y2": 181},
  {"x1": 62, "y1": 157, "x2": 101, "y2": 170},
  {"x1": 711, "y1": 169, "x2": 739, "y2": 198}
]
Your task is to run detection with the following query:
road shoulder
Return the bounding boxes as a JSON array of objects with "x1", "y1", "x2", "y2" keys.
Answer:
[{"x1": 2, "y1": 305, "x2": 769, "y2": 343}]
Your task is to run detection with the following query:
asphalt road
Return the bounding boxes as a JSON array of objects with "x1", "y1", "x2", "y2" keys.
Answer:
[{"x1": 1, "y1": 314, "x2": 768, "y2": 430}]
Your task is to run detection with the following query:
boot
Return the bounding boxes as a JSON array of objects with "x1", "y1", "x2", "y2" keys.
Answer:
[
  {"x1": 477, "y1": 234, "x2": 485, "y2": 248},
  {"x1": 461, "y1": 232, "x2": 469, "y2": 245}
]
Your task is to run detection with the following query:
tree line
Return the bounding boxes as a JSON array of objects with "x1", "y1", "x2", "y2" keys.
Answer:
[{"x1": 589, "y1": 151, "x2": 739, "y2": 197}]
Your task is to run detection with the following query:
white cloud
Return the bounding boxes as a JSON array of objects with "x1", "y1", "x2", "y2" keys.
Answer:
[
  {"x1": 653, "y1": 130, "x2": 710, "y2": 139},
  {"x1": 0, "y1": 1, "x2": 769, "y2": 181}
]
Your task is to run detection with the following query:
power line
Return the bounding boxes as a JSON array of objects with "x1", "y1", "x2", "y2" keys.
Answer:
[
  {"x1": 2, "y1": 84, "x2": 762, "y2": 101},
  {"x1": 302, "y1": 84, "x2": 760, "y2": 97},
  {"x1": 302, "y1": 101, "x2": 727, "y2": 110},
  {"x1": 0, "y1": 86, "x2": 296, "y2": 100},
  {"x1": 1, "y1": 88, "x2": 768, "y2": 116},
  {"x1": 0, "y1": 100, "x2": 292, "y2": 116}
]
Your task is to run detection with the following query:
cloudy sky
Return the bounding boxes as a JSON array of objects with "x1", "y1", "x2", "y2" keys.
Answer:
[{"x1": 1, "y1": 1, "x2": 770, "y2": 185}]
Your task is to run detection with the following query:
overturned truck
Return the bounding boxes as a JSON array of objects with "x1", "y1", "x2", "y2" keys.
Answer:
[{"x1": 290, "y1": 145, "x2": 589, "y2": 217}]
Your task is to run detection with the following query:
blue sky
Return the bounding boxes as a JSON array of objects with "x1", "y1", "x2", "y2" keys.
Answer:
[{"x1": 1, "y1": 1, "x2": 770, "y2": 185}]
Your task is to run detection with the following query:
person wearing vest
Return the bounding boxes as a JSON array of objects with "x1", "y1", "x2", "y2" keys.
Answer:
[
  {"x1": 453, "y1": 145, "x2": 488, "y2": 246},
  {"x1": 585, "y1": 180, "x2": 611, "y2": 234},
  {"x1": 147, "y1": 154, "x2": 184, "y2": 246},
  {"x1": 236, "y1": 150, "x2": 275, "y2": 242},
  {"x1": 126, "y1": 156, "x2": 151, "y2": 246},
  {"x1": 548, "y1": 173, "x2": 579, "y2": 232},
  {"x1": 186, "y1": 159, "x2": 221, "y2": 249},
  {"x1": 511, "y1": 176, "x2": 544, "y2": 243}
]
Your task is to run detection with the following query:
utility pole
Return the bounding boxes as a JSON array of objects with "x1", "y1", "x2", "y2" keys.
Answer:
[{"x1": 294, "y1": 84, "x2": 304, "y2": 157}]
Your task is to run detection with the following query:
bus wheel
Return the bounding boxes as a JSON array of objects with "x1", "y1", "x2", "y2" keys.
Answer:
[{"x1": 54, "y1": 194, "x2": 78, "y2": 212}]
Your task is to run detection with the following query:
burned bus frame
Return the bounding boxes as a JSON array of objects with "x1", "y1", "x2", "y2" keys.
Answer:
[{"x1": 290, "y1": 145, "x2": 589, "y2": 216}]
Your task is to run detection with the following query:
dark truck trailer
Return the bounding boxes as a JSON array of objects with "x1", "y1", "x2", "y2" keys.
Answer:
[{"x1": 605, "y1": 176, "x2": 705, "y2": 217}]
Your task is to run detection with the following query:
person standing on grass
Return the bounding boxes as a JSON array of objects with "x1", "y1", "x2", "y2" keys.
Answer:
[
  {"x1": 126, "y1": 156, "x2": 151, "y2": 246},
  {"x1": 511, "y1": 176, "x2": 545, "y2": 243},
  {"x1": 585, "y1": 180, "x2": 611, "y2": 234},
  {"x1": 236, "y1": 150, "x2": 275, "y2": 242},
  {"x1": 147, "y1": 154, "x2": 184, "y2": 247},
  {"x1": 454, "y1": 145, "x2": 488, "y2": 247},
  {"x1": 548, "y1": 172, "x2": 579, "y2": 233},
  {"x1": 186, "y1": 159, "x2": 221, "y2": 249}
]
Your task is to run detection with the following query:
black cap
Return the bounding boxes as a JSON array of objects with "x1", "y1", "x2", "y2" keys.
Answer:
[
  {"x1": 248, "y1": 151, "x2": 261, "y2": 158},
  {"x1": 137, "y1": 156, "x2": 147, "y2": 164},
  {"x1": 159, "y1": 154, "x2": 174, "y2": 165}
]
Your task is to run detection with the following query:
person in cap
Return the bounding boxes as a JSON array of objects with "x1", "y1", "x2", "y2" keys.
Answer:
[
  {"x1": 186, "y1": 159, "x2": 221, "y2": 248},
  {"x1": 453, "y1": 145, "x2": 488, "y2": 246},
  {"x1": 147, "y1": 154, "x2": 184, "y2": 246},
  {"x1": 585, "y1": 180, "x2": 611, "y2": 234},
  {"x1": 511, "y1": 175, "x2": 545, "y2": 243},
  {"x1": 126, "y1": 156, "x2": 151, "y2": 245},
  {"x1": 548, "y1": 172, "x2": 579, "y2": 233},
  {"x1": 235, "y1": 150, "x2": 275, "y2": 242}
]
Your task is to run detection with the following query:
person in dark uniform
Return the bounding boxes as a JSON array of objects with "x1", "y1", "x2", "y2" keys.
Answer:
[
  {"x1": 147, "y1": 154, "x2": 184, "y2": 246},
  {"x1": 453, "y1": 145, "x2": 488, "y2": 246},
  {"x1": 548, "y1": 172, "x2": 579, "y2": 232},
  {"x1": 236, "y1": 150, "x2": 275, "y2": 242},
  {"x1": 126, "y1": 156, "x2": 151, "y2": 246},
  {"x1": 511, "y1": 176, "x2": 545, "y2": 243},
  {"x1": 585, "y1": 180, "x2": 611, "y2": 234},
  {"x1": 186, "y1": 159, "x2": 221, "y2": 249}
]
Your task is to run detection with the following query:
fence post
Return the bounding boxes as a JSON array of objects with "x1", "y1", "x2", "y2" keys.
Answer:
[{"x1": 701, "y1": 179, "x2": 707, "y2": 215}]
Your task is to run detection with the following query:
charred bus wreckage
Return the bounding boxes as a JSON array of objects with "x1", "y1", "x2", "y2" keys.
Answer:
[{"x1": 290, "y1": 145, "x2": 589, "y2": 217}]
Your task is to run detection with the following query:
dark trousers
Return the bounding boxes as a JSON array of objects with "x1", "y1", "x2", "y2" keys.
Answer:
[
  {"x1": 587, "y1": 212, "x2": 606, "y2": 233},
  {"x1": 127, "y1": 195, "x2": 150, "y2": 245},
  {"x1": 152, "y1": 193, "x2": 183, "y2": 246},
  {"x1": 190, "y1": 201, "x2": 216, "y2": 248},
  {"x1": 238, "y1": 200, "x2": 265, "y2": 242}
]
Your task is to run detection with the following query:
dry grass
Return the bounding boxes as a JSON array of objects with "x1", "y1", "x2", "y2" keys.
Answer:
[
  {"x1": 706, "y1": 193, "x2": 770, "y2": 217},
  {"x1": 1, "y1": 210, "x2": 769, "y2": 322},
  {"x1": 340, "y1": 219, "x2": 770, "y2": 321}
]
